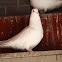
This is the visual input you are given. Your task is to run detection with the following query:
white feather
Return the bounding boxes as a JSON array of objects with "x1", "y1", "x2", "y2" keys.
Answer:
[
  {"x1": 0, "y1": 9, "x2": 43, "y2": 51},
  {"x1": 30, "y1": 0, "x2": 62, "y2": 12}
]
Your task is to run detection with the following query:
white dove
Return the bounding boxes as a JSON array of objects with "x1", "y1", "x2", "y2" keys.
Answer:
[
  {"x1": 30, "y1": 0, "x2": 62, "y2": 12},
  {"x1": 0, "y1": 9, "x2": 43, "y2": 53}
]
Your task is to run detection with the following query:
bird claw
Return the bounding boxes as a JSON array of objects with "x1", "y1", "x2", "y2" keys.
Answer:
[{"x1": 28, "y1": 50, "x2": 35, "y2": 54}]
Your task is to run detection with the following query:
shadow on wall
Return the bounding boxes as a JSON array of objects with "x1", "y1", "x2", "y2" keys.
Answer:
[{"x1": 46, "y1": 6, "x2": 62, "y2": 13}]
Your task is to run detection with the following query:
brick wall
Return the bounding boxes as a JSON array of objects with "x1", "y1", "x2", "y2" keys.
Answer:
[
  {"x1": 0, "y1": 0, "x2": 30, "y2": 16},
  {"x1": 0, "y1": 0, "x2": 62, "y2": 16}
]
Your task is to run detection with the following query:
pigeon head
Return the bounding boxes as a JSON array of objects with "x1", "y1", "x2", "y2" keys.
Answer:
[{"x1": 31, "y1": 8, "x2": 39, "y2": 14}]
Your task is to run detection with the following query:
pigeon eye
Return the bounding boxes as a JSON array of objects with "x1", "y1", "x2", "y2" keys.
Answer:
[{"x1": 32, "y1": 10, "x2": 35, "y2": 12}]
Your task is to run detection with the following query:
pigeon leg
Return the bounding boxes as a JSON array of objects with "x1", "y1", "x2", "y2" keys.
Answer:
[
  {"x1": 28, "y1": 50, "x2": 35, "y2": 54},
  {"x1": 39, "y1": 9, "x2": 45, "y2": 14},
  {"x1": 27, "y1": 47, "x2": 35, "y2": 54}
]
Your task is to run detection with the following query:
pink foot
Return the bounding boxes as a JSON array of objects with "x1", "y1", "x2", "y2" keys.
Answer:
[{"x1": 29, "y1": 50, "x2": 35, "y2": 54}]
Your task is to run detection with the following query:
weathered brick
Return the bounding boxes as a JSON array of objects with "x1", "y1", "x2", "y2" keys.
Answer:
[
  {"x1": 6, "y1": 6, "x2": 30, "y2": 16},
  {"x1": 20, "y1": 0, "x2": 30, "y2": 5},
  {"x1": 0, "y1": 8, "x2": 5, "y2": 16},
  {"x1": 0, "y1": 0, "x2": 17, "y2": 7}
]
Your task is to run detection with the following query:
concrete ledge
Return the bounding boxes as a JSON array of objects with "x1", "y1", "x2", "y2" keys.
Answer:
[{"x1": 0, "y1": 50, "x2": 62, "y2": 62}]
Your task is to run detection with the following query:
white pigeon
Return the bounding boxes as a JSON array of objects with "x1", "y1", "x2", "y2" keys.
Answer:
[
  {"x1": 30, "y1": 0, "x2": 62, "y2": 12},
  {"x1": 0, "y1": 9, "x2": 43, "y2": 53}
]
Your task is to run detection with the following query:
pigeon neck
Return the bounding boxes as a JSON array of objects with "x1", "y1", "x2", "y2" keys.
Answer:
[{"x1": 29, "y1": 12, "x2": 42, "y2": 29}]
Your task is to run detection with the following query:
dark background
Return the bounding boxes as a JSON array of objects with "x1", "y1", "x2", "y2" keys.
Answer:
[{"x1": 0, "y1": 0, "x2": 62, "y2": 16}]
